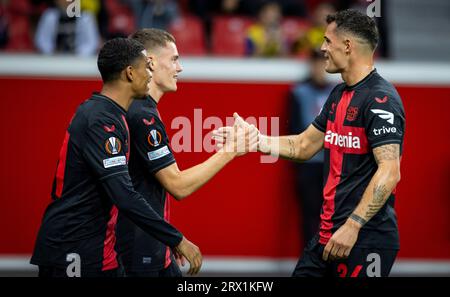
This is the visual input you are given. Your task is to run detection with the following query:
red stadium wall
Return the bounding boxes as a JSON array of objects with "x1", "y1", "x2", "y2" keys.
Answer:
[{"x1": 0, "y1": 77, "x2": 449, "y2": 259}]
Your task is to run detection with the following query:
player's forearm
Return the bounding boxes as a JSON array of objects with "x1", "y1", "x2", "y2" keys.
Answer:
[
  {"x1": 259, "y1": 134, "x2": 295, "y2": 159},
  {"x1": 348, "y1": 164, "x2": 401, "y2": 227},
  {"x1": 258, "y1": 134, "x2": 313, "y2": 162},
  {"x1": 170, "y1": 151, "x2": 236, "y2": 200},
  {"x1": 103, "y1": 174, "x2": 183, "y2": 248}
]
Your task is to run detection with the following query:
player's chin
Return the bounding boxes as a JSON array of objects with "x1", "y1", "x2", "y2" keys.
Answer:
[
  {"x1": 136, "y1": 88, "x2": 149, "y2": 99},
  {"x1": 325, "y1": 65, "x2": 339, "y2": 74},
  {"x1": 166, "y1": 82, "x2": 177, "y2": 92}
]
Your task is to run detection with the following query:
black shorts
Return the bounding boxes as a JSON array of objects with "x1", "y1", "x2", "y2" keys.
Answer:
[
  {"x1": 293, "y1": 234, "x2": 398, "y2": 277},
  {"x1": 124, "y1": 260, "x2": 182, "y2": 277}
]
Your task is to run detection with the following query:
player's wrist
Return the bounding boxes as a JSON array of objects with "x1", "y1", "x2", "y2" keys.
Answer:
[
  {"x1": 258, "y1": 133, "x2": 270, "y2": 154},
  {"x1": 217, "y1": 147, "x2": 238, "y2": 160},
  {"x1": 347, "y1": 213, "x2": 365, "y2": 230}
]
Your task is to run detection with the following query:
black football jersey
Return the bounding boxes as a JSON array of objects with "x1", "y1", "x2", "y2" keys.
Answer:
[
  {"x1": 116, "y1": 96, "x2": 177, "y2": 272},
  {"x1": 31, "y1": 93, "x2": 182, "y2": 273},
  {"x1": 312, "y1": 70, "x2": 405, "y2": 249}
]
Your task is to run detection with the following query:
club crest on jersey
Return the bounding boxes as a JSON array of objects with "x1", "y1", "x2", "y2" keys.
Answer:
[
  {"x1": 147, "y1": 129, "x2": 162, "y2": 147},
  {"x1": 105, "y1": 137, "x2": 122, "y2": 155},
  {"x1": 346, "y1": 106, "x2": 359, "y2": 121}
]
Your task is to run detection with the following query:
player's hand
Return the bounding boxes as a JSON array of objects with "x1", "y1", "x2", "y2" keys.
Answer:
[
  {"x1": 173, "y1": 248, "x2": 186, "y2": 268},
  {"x1": 174, "y1": 236, "x2": 202, "y2": 275},
  {"x1": 322, "y1": 219, "x2": 361, "y2": 261},
  {"x1": 212, "y1": 113, "x2": 259, "y2": 155}
]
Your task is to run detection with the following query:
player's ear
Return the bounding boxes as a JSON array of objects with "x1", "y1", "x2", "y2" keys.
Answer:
[
  {"x1": 125, "y1": 65, "x2": 134, "y2": 82},
  {"x1": 344, "y1": 38, "x2": 351, "y2": 55},
  {"x1": 149, "y1": 55, "x2": 156, "y2": 71}
]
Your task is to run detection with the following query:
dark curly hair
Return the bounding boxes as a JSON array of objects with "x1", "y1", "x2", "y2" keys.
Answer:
[
  {"x1": 326, "y1": 9, "x2": 379, "y2": 51},
  {"x1": 97, "y1": 38, "x2": 145, "y2": 83}
]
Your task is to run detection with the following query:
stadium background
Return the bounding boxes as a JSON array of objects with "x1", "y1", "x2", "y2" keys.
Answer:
[{"x1": 0, "y1": 0, "x2": 449, "y2": 276}]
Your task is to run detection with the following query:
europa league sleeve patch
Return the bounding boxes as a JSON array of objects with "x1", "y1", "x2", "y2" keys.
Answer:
[
  {"x1": 105, "y1": 137, "x2": 122, "y2": 155},
  {"x1": 147, "y1": 129, "x2": 162, "y2": 147}
]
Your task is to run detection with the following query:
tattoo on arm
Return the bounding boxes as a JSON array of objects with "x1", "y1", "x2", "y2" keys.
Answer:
[
  {"x1": 373, "y1": 144, "x2": 399, "y2": 164},
  {"x1": 349, "y1": 213, "x2": 367, "y2": 226},
  {"x1": 365, "y1": 184, "x2": 390, "y2": 219},
  {"x1": 287, "y1": 138, "x2": 296, "y2": 159}
]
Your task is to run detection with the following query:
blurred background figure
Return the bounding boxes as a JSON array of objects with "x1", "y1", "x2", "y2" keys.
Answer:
[
  {"x1": 291, "y1": 2, "x2": 335, "y2": 57},
  {"x1": 289, "y1": 48, "x2": 335, "y2": 245},
  {"x1": 189, "y1": 0, "x2": 246, "y2": 52},
  {"x1": 34, "y1": 0, "x2": 99, "y2": 55},
  {"x1": 245, "y1": 1, "x2": 286, "y2": 57},
  {"x1": 129, "y1": 0, "x2": 179, "y2": 30},
  {"x1": 0, "y1": 0, "x2": 8, "y2": 49}
]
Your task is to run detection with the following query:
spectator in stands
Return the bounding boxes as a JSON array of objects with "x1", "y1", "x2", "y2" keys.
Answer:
[
  {"x1": 129, "y1": 0, "x2": 179, "y2": 30},
  {"x1": 34, "y1": 0, "x2": 99, "y2": 56},
  {"x1": 241, "y1": 0, "x2": 307, "y2": 17},
  {"x1": 289, "y1": 48, "x2": 335, "y2": 245},
  {"x1": 245, "y1": 1, "x2": 286, "y2": 57},
  {"x1": 292, "y1": 2, "x2": 335, "y2": 56},
  {"x1": 189, "y1": 0, "x2": 246, "y2": 52},
  {"x1": 80, "y1": 0, "x2": 108, "y2": 41},
  {"x1": 0, "y1": 1, "x2": 8, "y2": 49}
]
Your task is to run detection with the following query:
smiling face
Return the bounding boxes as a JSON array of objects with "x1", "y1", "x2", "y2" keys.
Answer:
[
  {"x1": 320, "y1": 21, "x2": 349, "y2": 74},
  {"x1": 149, "y1": 42, "x2": 183, "y2": 94},
  {"x1": 130, "y1": 51, "x2": 152, "y2": 98}
]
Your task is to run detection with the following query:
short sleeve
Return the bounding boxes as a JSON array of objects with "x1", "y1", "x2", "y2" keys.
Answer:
[
  {"x1": 312, "y1": 86, "x2": 339, "y2": 132},
  {"x1": 129, "y1": 113, "x2": 176, "y2": 174},
  {"x1": 83, "y1": 116, "x2": 129, "y2": 180},
  {"x1": 364, "y1": 92, "x2": 405, "y2": 149}
]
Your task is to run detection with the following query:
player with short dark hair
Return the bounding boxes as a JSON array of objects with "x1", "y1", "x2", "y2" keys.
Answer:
[
  {"x1": 215, "y1": 9, "x2": 405, "y2": 277},
  {"x1": 30, "y1": 38, "x2": 202, "y2": 277},
  {"x1": 115, "y1": 28, "x2": 256, "y2": 277}
]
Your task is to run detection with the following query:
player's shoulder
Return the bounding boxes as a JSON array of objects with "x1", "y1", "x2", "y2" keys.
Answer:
[
  {"x1": 75, "y1": 94, "x2": 125, "y2": 131},
  {"x1": 127, "y1": 97, "x2": 161, "y2": 127},
  {"x1": 368, "y1": 72, "x2": 401, "y2": 101},
  {"x1": 128, "y1": 96, "x2": 159, "y2": 116},
  {"x1": 361, "y1": 72, "x2": 404, "y2": 113}
]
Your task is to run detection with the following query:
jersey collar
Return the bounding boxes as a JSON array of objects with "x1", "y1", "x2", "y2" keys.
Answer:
[
  {"x1": 145, "y1": 95, "x2": 158, "y2": 107},
  {"x1": 345, "y1": 69, "x2": 377, "y2": 91},
  {"x1": 92, "y1": 92, "x2": 127, "y2": 114}
]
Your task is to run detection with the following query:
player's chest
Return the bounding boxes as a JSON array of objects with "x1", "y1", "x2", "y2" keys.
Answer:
[{"x1": 324, "y1": 90, "x2": 369, "y2": 154}]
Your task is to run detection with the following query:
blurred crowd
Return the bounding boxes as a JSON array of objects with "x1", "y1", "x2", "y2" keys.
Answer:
[{"x1": 0, "y1": 0, "x2": 388, "y2": 58}]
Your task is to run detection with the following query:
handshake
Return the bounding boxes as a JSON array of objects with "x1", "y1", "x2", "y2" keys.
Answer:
[{"x1": 212, "y1": 112, "x2": 269, "y2": 156}]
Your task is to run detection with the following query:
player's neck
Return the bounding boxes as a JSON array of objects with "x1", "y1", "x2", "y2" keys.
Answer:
[
  {"x1": 100, "y1": 84, "x2": 134, "y2": 111},
  {"x1": 149, "y1": 87, "x2": 164, "y2": 103},
  {"x1": 341, "y1": 59, "x2": 374, "y2": 87}
]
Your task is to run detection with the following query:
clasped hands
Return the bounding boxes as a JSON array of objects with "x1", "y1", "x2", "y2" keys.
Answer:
[{"x1": 212, "y1": 113, "x2": 259, "y2": 156}]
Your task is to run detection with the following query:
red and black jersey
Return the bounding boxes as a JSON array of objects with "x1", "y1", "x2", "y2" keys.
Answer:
[
  {"x1": 30, "y1": 93, "x2": 182, "y2": 273},
  {"x1": 312, "y1": 70, "x2": 405, "y2": 249},
  {"x1": 116, "y1": 96, "x2": 176, "y2": 273}
]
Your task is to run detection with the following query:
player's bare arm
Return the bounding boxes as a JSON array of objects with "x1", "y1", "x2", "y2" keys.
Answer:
[
  {"x1": 155, "y1": 123, "x2": 256, "y2": 200},
  {"x1": 213, "y1": 113, "x2": 324, "y2": 162},
  {"x1": 155, "y1": 152, "x2": 235, "y2": 200},
  {"x1": 350, "y1": 144, "x2": 401, "y2": 225},
  {"x1": 258, "y1": 124, "x2": 324, "y2": 162},
  {"x1": 322, "y1": 143, "x2": 401, "y2": 261}
]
